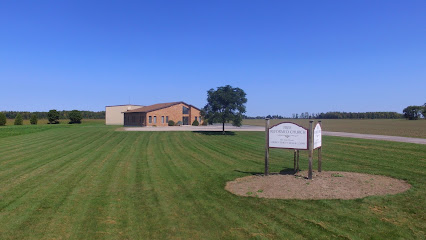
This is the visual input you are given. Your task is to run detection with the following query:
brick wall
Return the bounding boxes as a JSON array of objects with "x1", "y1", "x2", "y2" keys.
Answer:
[
  {"x1": 190, "y1": 106, "x2": 201, "y2": 124},
  {"x1": 145, "y1": 103, "x2": 201, "y2": 126}
]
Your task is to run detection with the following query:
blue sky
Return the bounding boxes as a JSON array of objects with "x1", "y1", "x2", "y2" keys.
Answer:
[{"x1": 1, "y1": 0, "x2": 425, "y2": 116}]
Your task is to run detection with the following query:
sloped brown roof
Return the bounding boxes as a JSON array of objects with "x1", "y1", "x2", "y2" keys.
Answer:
[
  {"x1": 105, "y1": 104, "x2": 144, "y2": 107},
  {"x1": 125, "y1": 101, "x2": 200, "y2": 113}
]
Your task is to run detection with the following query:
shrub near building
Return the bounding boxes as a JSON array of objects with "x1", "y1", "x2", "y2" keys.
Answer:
[
  {"x1": 14, "y1": 113, "x2": 23, "y2": 125},
  {"x1": 48, "y1": 110, "x2": 60, "y2": 124},
  {"x1": 30, "y1": 114, "x2": 38, "y2": 125},
  {"x1": 69, "y1": 110, "x2": 82, "y2": 124},
  {"x1": 0, "y1": 112, "x2": 6, "y2": 126}
]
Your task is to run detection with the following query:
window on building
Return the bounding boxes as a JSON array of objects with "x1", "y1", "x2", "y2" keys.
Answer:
[
  {"x1": 166, "y1": 116, "x2": 169, "y2": 123},
  {"x1": 199, "y1": 116, "x2": 202, "y2": 122},
  {"x1": 154, "y1": 116, "x2": 157, "y2": 123},
  {"x1": 182, "y1": 116, "x2": 189, "y2": 125},
  {"x1": 161, "y1": 116, "x2": 164, "y2": 123},
  {"x1": 183, "y1": 106, "x2": 189, "y2": 114},
  {"x1": 149, "y1": 116, "x2": 152, "y2": 123},
  {"x1": 195, "y1": 116, "x2": 197, "y2": 121}
]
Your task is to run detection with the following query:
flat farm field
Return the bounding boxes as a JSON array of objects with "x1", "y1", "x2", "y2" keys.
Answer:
[
  {"x1": 0, "y1": 124, "x2": 425, "y2": 239},
  {"x1": 244, "y1": 119, "x2": 426, "y2": 138}
]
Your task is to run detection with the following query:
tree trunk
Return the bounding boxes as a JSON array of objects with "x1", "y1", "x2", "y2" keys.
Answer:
[{"x1": 222, "y1": 122, "x2": 225, "y2": 134}]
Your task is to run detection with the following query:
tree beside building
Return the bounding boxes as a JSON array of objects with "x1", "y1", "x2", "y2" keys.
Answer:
[{"x1": 202, "y1": 85, "x2": 247, "y2": 134}]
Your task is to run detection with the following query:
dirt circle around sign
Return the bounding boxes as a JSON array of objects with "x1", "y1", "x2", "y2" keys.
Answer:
[{"x1": 225, "y1": 171, "x2": 411, "y2": 200}]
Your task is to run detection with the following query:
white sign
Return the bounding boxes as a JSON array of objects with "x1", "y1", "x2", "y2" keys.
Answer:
[
  {"x1": 269, "y1": 122, "x2": 308, "y2": 150},
  {"x1": 313, "y1": 123, "x2": 322, "y2": 149}
]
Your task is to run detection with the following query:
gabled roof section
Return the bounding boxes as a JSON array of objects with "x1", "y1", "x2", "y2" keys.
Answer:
[
  {"x1": 124, "y1": 101, "x2": 200, "y2": 113},
  {"x1": 106, "y1": 104, "x2": 144, "y2": 107}
]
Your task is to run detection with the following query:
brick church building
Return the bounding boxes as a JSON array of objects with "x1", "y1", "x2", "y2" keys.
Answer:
[{"x1": 123, "y1": 102, "x2": 201, "y2": 127}]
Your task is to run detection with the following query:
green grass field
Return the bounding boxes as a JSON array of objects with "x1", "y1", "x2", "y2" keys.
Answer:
[
  {"x1": 244, "y1": 119, "x2": 426, "y2": 138},
  {"x1": 5, "y1": 118, "x2": 104, "y2": 126},
  {"x1": 0, "y1": 119, "x2": 105, "y2": 139},
  {"x1": 0, "y1": 123, "x2": 425, "y2": 239}
]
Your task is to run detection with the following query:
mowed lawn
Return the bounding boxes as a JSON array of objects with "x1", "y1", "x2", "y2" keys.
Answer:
[
  {"x1": 0, "y1": 124, "x2": 425, "y2": 239},
  {"x1": 4, "y1": 118, "x2": 104, "y2": 126},
  {"x1": 243, "y1": 119, "x2": 426, "y2": 139}
]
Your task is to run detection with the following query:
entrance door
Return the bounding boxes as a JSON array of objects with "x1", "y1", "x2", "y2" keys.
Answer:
[{"x1": 182, "y1": 117, "x2": 189, "y2": 125}]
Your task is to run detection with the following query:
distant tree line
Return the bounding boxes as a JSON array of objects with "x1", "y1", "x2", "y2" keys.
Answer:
[
  {"x1": 313, "y1": 112, "x2": 403, "y2": 119},
  {"x1": 244, "y1": 111, "x2": 404, "y2": 120},
  {"x1": 243, "y1": 115, "x2": 287, "y2": 119},
  {"x1": 1, "y1": 110, "x2": 105, "y2": 120},
  {"x1": 0, "y1": 109, "x2": 93, "y2": 126}
]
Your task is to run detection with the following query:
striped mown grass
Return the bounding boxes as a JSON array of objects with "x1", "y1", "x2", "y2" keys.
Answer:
[{"x1": 0, "y1": 125, "x2": 425, "y2": 239}]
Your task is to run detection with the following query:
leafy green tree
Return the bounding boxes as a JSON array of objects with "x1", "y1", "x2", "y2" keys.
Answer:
[
  {"x1": 14, "y1": 113, "x2": 23, "y2": 125},
  {"x1": 403, "y1": 106, "x2": 423, "y2": 120},
  {"x1": 202, "y1": 85, "x2": 247, "y2": 134},
  {"x1": 0, "y1": 112, "x2": 6, "y2": 126},
  {"x1": 423, "y1": 103, "x2": 426, "y2": 118},
  {"x1": 48, "y1": 109, "x2": 60, "y2": 124},
  {"x1": 192, "y1": 119, "x2": 199, "y2": 126},
  {"x1": 68, "y1": 110, "x2": 82, "y2": 124},
  {"x1": 30, "y1": 114, "x2": 38, "y2": 125}
]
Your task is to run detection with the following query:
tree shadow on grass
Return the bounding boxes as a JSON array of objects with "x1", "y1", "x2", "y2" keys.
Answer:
[
  {"x1": 234, "y1": 168, "x2": 296, "y2": 176},
  {"x1": 192, "y1": 131, "x2": 236, "y2": 136}
]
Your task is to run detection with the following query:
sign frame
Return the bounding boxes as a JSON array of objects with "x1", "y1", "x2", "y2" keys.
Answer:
[
  {"x1": 268, "y1": 122, "x2": 309, "y2": 150},
  {"x1": 313, "y1": 122, "x2": 322, "y2": 149}
]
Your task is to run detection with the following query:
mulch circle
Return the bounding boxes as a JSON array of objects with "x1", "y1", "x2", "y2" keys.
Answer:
[{"x1": 225, "y1": 171, "x2": 411, "y2": 200}]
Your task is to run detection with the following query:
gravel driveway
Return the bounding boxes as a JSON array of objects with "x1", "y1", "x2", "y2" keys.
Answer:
[
  {"x1": 120, "y1": 124, "x2": 426, "y2": 145},
  {"x1": 122, "y1": 124, "x2": 264, "y2": 132}
]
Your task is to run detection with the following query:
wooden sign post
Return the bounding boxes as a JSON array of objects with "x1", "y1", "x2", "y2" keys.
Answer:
[
  {"x1": 313, "y1": 121, "x2": 322, "y2": 172},
  {"x1": 264, "y1": 118, "x2": 270, "y2": 176},
  {"x1": 308, "y1": 120, "x2": 313, "y2": 179},
  {"x1": 318, "y1": 121, "x2": 322, "y2": 172},
  {"x1": 297, "y1": 150, "x2": 300, "y2": 173},
  {"x1": 293, "y1": 150, "x2": 297, "y2": 172}
]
